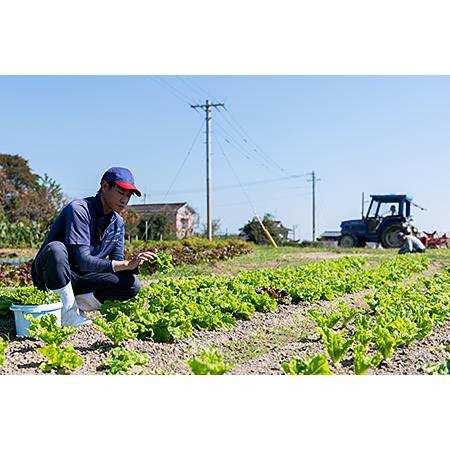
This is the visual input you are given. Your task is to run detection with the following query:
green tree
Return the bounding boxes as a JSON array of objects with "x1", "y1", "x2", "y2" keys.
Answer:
[
  {"x1": 200, "y1": 218, "x2": 222, "y2": 238},
  {"x1": 0, "y1": 154, "x2": 38, "y2": 193},
  {"x1": 138, "y1": 214, "x2": 176, "y2": 241},
  {"x1": 122, "y1": 208, "x2": 141, "y2": 241},
  {"x1": 0, "y1": 154, "x2": 66, "y2": 246},
  {"x1": 239, "y1": 213, "x2": 290, "y2": 245}
]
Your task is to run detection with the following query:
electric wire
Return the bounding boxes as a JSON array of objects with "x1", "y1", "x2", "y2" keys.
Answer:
[
  {"x1": 154, "y1": 174, "x2": 305, "y2": 197},
  {"x1": 217, "y1": 191, "x2": 310, "y2": 208},
  {"x1": 165, "y1": 75, "x2": 294, "y2": 176},
  {"x1": 180, "y1": 76, "x2": 221, "y2": 104},
  {"x1": 149, "y1": 76, "x2": 197, "y2": 107},
  {"x1": 162, "y1": 121, "x2": 204, "y2": 202},
  {"x1": 215, "y1": 109, "x2": 290, "y2": 174},
  {"x1": 213, "y1": 122, "x2": 277, "y2": 174},
  {"x1": 151, "y1": 75, "x2": 303, "y2": 178},
  {"x1": 214, "y1": 134, "x2": 258, "y2": 213},
  {"x1": 219, "y1": 105, "x2": 293, "y2": 176}
]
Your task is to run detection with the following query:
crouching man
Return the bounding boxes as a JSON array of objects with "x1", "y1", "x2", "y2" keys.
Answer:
[
  {"x1": 398, "y1": 232, "x2": 426, "y2": 254},
  {"x1": 31, "y1": 167, "x2": 155, "y2": 328}
]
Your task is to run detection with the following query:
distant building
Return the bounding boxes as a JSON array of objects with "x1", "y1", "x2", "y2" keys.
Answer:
[{"x1": 127, "y1": 202, "x2": 196, "y2": 239}]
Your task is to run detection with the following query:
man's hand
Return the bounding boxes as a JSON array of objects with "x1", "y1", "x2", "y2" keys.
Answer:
[{"x1": 112, "y1": 251, "x2": 157, "y2": 272}]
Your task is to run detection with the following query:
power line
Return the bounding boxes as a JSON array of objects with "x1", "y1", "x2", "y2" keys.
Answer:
[
  {"x1": 175, "y1": 76, "x2": 205, "y2": 102},
  {"x1": 216, "y1": 191, "x2": 311, "y2": 208},
  {"x1": 219, "y1": 105, "x2": 293, "y2": 176},
  {"x1": 162, "y1": 120, "x2": 204, "y2": 202},
  {"x1": 213, "y1": 123, "x2": 277, "y2": 174},
  {"x1": 215, "y1": 109, "x2": 288, "y2": 175},
  {"x1": 149, "y1": 175, "x2": 308, "y2": 197},
  {"x1": 170, "y1": 76, "x2": 295, "y2": 177},
  {"x1": 215, "y1": 134, "x2": 257, "y2": 213},
  {"x1": 180, "y1": 76, "x2": 221, "y2": 104},
  {"x1": 149, "y1": 76, "x2": 196, "y2": 106}
]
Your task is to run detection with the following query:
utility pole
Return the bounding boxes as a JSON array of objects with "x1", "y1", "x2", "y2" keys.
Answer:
[
  {"x1": 307, "y1": 171, "x2": 321, "y2": 241},
  {"x1": 191, "y1": 99, "x2": 225, "y2": 240},
  {"x1": 292, "y1": 224, "x2": 298, "y2": 241}
]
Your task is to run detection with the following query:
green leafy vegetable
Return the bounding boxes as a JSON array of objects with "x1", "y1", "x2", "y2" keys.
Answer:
[
  {"x1": 26, "y1": 314, "x2": 76, "y2": 346},
  {"x1": 104, "y1": 347, "x2": 149, "y2": 374},
  {"x1": 0, "y1": 287, "x2": 59, "y2": 306},
  {"x1": 353, "y1": 345, "x2": 381, "y2": 375},
  {"x1": 187, "y1": 348, "x2": 233, "y2": 375},
  {"x1": 36, "y1": 344, "x2": 83, "y2": 373},
  {"x1": 94, "y1": 312, "x2": 139, "y2": 344},
  {"x1": 141, "y1": 252, "x2": 173, "y2": 274},
  {"x1": 0, "y1": 298, "x2": 12, "y2": 317},
  {"x1": 425, "y1": 359, "x2": 450, "y2": 375},
  {"x1": 321, "y1": 330, "x2": 353, "y2": 366},
  {"x1": 373, "y1": 326, "x2": 397, "y2": 360},
  {"x1": 0, "y1": 337, "x2": 8, "y2": 366},
  {"x1": 281, "y1": 354, "x2": 333, "y2": 375}
]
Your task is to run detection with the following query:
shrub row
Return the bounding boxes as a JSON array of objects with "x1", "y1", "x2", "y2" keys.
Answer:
[
  {"x1": 124, "y1": 237, "x2": 253, "y2": 267},
  {"x1": 0, "y1": 261, "x2": 33, "y2": 287}
]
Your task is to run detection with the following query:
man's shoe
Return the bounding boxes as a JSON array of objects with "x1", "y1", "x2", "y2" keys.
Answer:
[
  {"x1": 75, "y1": 292, "x2": 102, "y2": 312},
  {"x1": 61, "y1": 309, "x2": 93, "y2": 328}
]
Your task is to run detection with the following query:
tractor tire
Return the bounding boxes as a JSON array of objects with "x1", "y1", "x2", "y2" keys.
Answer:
[
  {"x1": 339, "y1": 234, "x2": 357, "y2": 248},
  {"x1": 381, "y1": 225, "x2": 403, "y2": 248}
]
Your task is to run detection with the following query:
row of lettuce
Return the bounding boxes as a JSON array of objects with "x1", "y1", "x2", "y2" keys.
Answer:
[
  {"x1": 95, "y1": 255, "x2": 428, "y2": 344},
  {"x1": 281, "y1": 267, "x2": 450, "y2": 375},
  {"x1": 3, "y1": 254, "x2": 450, "y2": 374}
]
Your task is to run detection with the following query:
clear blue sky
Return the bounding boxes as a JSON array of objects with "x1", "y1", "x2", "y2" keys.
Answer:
[{"x1": 1, "y1": 75, "x2": 449, "y2": 239}]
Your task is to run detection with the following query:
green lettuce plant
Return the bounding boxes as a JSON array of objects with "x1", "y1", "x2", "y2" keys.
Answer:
[
  {"x1": 36, "y1": 344, "x2": 83, "y2": 373},
  {"x1": 425, "y1": 359, "x2": 450, "y2": 375},
  {"x1": 281, "y1": 353, "x2": 333, "y2": 375},
  {"x1": 353, "y1": 345, "x2": 382, "y2": 375},
  {"x1": 1, "y1": 287, "x2": 59, "y2": 306},
  {"x1": 26, "y1": 314, "x2": 76, "y2": 345},
  {"x1": 104, "y1": 347, "x2": 149, "y2": 375},
  {"x1": 321, "y1": 330, "x2": 353, "y2": 366},
  {"x1": 187, "y1": 348, "x2": 233, "y2": 375},
  {"x1": 141, "y1": 252, "x2": 173, "y2": 274},
  {"x1": 94, "y1": 312, "x2": 139, "y2": 344},
  {"x1": 0, "y1": 337, "x2": 8, "y2": 366}
]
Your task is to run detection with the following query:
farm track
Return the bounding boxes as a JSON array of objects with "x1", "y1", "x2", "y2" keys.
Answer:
[{"x1": 1, "y1": 257, "x2": 448, "y2": 375}]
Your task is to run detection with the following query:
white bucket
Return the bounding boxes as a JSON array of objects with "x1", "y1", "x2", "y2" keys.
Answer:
[{"x1": 9, "y1": 302, "x2": 63, "y2": 337}]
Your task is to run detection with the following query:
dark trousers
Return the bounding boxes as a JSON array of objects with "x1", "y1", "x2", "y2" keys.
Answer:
[{"x1": 31, "y1": 241, "x2": 141, "y2": 302}]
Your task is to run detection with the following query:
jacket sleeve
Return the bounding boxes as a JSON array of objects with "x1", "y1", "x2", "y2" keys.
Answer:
[{"x1": 70, "y1": 244, "x2": 114, "y2": 273}]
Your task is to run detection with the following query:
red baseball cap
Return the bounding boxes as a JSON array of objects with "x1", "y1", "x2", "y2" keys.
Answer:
[{"x1": 101, "y1": 167, "x2": 142, "y2": 197}]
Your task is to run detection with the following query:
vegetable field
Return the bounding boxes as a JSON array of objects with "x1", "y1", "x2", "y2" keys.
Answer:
[{"x1": 2, "y1": 246, "x2": 450, "y2": 375}]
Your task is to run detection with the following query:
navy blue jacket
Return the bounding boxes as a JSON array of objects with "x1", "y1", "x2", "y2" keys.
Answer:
[{"x1": 33, "y1": 194, "x2": 125, "y2": 275}]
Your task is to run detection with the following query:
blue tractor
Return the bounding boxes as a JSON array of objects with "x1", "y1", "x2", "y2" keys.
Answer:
[{"x1": 338, "y1": 194, "x2": 419, "y2": 248}]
